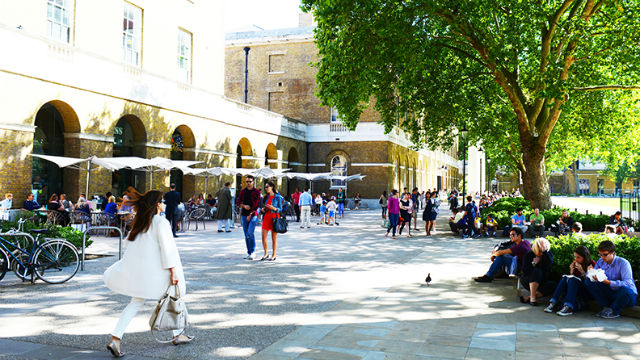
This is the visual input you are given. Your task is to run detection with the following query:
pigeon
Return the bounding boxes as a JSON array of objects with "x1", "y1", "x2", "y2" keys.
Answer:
[{"x1": 425, "y1": 273, "x2": 432, "y2": 286}]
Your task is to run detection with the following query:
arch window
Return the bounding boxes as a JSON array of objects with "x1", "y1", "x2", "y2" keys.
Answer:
[{"x1": 330, "y1": 155, "x2": 347, "y2": 189}]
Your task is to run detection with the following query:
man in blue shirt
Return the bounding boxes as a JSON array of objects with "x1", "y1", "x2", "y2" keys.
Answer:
[
  {"x1": 511, "y1": 208, "x2": 528, "y2": 235},
  {"x1": 22, "y1": 193, "x2": 40, "y2": 211},
  {"x1": 584, "y1": 240, "x2": 637, "y2": 319},
  {"x1": 299, "y1": 188, "x2": 313, "y2": 229}
]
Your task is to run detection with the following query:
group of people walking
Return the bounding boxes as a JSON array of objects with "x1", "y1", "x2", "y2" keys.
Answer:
[{"x1": 382, "y1": 188, "x2": 441, "y2": 239}]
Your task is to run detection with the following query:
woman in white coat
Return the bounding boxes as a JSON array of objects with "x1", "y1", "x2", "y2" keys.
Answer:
[{"x1": 104, "y1": 188, "x2": 193, "y2": 357}]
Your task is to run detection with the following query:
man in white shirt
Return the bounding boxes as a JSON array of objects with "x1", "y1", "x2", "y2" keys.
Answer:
[{"x1": 299, "y1": 188, "x2": 313, "y2": 229}]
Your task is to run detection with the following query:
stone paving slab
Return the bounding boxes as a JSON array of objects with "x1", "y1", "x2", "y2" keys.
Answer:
[{"x1": 2, "y1": 210, "x2": 640, "y2": 359}]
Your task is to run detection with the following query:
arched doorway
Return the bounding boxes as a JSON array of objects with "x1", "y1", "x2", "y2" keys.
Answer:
[
  {"x1": 235, "y1": 138, "x2": 253, "y2": 193},
  {"x1": 264, "y1": 143, "x2": 278, "y2": 189},
  {"x1": 330, "y1": 154, "x2": 347, "y2": 189},
  {"x1": 32, "y1": 101, "x2": 80, "y2": 203},
  {"x1": 170, "y1": 125, "x2": 195, "y2": 199},
  {"x1": 112, "y1": 115, "x2": 146, "y2": 195}
]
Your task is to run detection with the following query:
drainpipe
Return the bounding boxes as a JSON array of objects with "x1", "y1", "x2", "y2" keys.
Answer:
[{"x1": 243, "y1": 47, "x2": 250, "y2": 103}]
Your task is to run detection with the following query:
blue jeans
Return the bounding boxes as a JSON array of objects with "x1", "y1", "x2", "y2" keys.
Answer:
[
  {"x1": 551, "y1": 275, "x2": 588, "y2": 310},
  {"x1": 584, "y1": 278, "x2": 637, "y2": 315},
  {"x1": 338, "y1": 203, "x2": 344, "y2": 216},
  {"x1": 387, "y1": 213, "x2": 399, "y2": 236},
  {"x1": 486, "y1": 254, "x2": 517, "y2": 279},
  {"x1": 241, "y1": 215, "x2": 257, "y2": 255}
]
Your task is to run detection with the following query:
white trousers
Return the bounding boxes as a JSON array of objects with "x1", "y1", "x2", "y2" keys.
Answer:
[
  {"x1": 112, "y1": 297, "x2": 183, "y2": 339},
  {"x1": 300, "y1": 206, "x2": 311, "y2": 227}
]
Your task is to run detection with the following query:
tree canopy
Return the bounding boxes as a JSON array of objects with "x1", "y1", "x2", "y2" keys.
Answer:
[{"x1": 302, "y1": 0, "x2": 640, "y2": 208}]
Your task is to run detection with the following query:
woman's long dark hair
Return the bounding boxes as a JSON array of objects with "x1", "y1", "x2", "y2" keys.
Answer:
[
  {"x1": 124, "y1": 187, "x2": 163, "y2": 241},
  {"x1": 574, "y1": 245, "x2": 592, "y2": 271},
  {"x1": 265, "y1": 181, "x2": 277, "y2": 194}
]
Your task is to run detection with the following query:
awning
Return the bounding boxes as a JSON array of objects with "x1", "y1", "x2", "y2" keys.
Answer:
[{"x1": 30, "y1": 154, "x2": 89, "y2": 169}]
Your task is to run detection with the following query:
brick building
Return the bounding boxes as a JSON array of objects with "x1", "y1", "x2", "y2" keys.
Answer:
[
  {"x1": 0, "y1": 0, "x2": 308, "y2": 205},
  {"x1": 226, "y1": 18, "x2": 467, "y2": 204}
]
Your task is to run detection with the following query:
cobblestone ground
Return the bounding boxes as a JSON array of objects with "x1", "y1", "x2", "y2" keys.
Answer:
[{"x1": 1, "y1": 210, "x2": 639, "y2": 359}]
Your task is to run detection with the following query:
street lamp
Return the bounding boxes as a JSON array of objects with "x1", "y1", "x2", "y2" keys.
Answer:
[{"x1": 461, "y1": 125, "x2": 468, "y2": 197}]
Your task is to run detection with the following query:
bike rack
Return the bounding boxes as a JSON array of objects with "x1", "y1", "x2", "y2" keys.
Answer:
[{"x1": 81, "y1": 226, "x2": 123, "y2": 271}]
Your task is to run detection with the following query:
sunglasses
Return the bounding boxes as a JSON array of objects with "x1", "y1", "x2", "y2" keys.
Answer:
[{"x1": 246, "y1": 180, "x2": 253, "y2": 183}]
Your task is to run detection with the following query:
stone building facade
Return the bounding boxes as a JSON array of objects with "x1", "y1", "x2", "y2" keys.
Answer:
[
  {"x1": 0, "y1": 0, "x2": 309, "y2": 205},
  {"x1": 225, "y1": 25, "x2": 463, "y2": 202}
]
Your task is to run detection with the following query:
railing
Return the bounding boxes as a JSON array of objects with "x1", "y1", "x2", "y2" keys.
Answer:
[
  {"x1": 329, "y1": 123, "x2": 347, "y2": 132},
  {"x1": 81, "y1": 226, "x2": 123, "y2": 271}
]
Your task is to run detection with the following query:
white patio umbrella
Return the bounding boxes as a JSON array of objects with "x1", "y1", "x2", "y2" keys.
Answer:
[{"x1": 30, "y1": 154, "x2": 93, "y2": 196}]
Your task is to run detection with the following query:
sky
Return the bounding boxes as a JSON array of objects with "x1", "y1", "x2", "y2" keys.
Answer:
[{"x1": 224, "y1": 0, "x2": 304, "y2": 33}]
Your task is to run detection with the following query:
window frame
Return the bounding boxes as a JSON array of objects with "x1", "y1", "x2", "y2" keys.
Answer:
[
  {"x1": 46, "y1": 0, "x2": 74, "y2": 44},
  {"x1": 177, "y1": 28, "x2": 193, "y2": 83},
  {"x1": 122, "y1": 2, "x2": 143, "y2": 66}
]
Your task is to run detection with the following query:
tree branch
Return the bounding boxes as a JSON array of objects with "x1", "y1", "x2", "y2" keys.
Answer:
[{"x1": 574, "y1": 85, "x2": 640, "y2": 91}]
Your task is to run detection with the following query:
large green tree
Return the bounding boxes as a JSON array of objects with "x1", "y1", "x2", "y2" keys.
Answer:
[{"x1": 302, "y1": 0, "x2": 640, "y2": 209}]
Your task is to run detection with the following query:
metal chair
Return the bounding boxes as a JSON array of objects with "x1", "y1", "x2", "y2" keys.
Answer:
[
  {"x1": 46, "y1": 210, "x2": 68, "y2": 226},
  {"x1": 186, "y1": 207, "x2": 206, "y2": 231},
  {"x1": 70, "y1": 210, "x2": 91, "y2": 232}
]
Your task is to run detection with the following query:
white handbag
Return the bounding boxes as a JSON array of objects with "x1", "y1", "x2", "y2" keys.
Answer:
[{"x1": 149, "y1": 284, "x2": 189, "y2": 342}]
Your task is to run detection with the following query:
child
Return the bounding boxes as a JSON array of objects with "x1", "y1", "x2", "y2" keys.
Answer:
[
  {"x1": 484, "y1": 213, "x2": 498, "y2": 237},
  {"x1": 327, "y1": 197, "x2": 337, "y2": 225},
  {"x1": 319, "y1": 200, "x2": 327, "y2": 225}
]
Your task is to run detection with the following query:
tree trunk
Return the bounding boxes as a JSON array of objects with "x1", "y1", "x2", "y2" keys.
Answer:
[{"x1": 520, "y1": 149, "x2": 553, "y2": 210}]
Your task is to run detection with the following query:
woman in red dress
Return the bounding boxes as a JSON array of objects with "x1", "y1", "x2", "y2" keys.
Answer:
[{"x1": 260, "y1": 181, "x2": 284, "y2": 261}]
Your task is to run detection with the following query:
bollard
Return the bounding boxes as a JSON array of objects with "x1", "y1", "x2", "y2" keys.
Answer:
[{"x1": 81, "y1": 226, "x2": 123, "y2": 271}]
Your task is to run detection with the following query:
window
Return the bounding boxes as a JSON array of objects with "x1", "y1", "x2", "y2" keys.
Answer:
[
  {"x1": 330, "y1": 155, "x2": 347, "y2": 188},
  {"x1": 47, "y1": 0, "x2": 73, "y2": 43},
  {"x1": 177, "y1": 29, "x2": 192, "y2": 83},
  {"x1": 330, "y1": 107, "x2": 341, "y2": 123},
  {"x1": 123, "y1": 3, "x2": 142, "y2": 66},
  {"x1": 268, "y1": 54, "x2": 284, "y2": 72}
]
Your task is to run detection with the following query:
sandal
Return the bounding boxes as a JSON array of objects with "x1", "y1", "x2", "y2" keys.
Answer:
[
  {"x1": 267, "y1": 257, "x2": 276, "y2": 261},
  {"x1": 260, "y1": 254, "x2": 269, "y2": 261},
  {"x1": 172, "y1": 334, "x2": 194, "y2": 346},
  {"x1": 107, "y1": 340, "x2": 125, "y2": 358}
]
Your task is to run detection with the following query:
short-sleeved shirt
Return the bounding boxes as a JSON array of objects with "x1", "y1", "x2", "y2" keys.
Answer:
[
  {"x1": 530, "y1": 214, "x2": 544, "y2": 225},
  {"x1": 486, "y1": 218, "x2": 498, "y2": 227},
  {"x1": 327, "y1": 201, "x2": 337, "y2": 211},
  {"x1": 512, "y1": 214, "x2": 526, "y2": 225},
  {"x1": 509, "y1": 240, "x2": 532, "y2": 273}
]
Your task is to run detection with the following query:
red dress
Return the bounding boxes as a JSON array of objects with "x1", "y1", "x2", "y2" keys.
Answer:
[{"x1": 262, "y1": 195, "x2": 276, "y2": 231}]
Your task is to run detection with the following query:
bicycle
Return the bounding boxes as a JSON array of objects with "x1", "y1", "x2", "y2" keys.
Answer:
[{"x1": 0, "y1": 219, "x2": 80, "y2": 284}]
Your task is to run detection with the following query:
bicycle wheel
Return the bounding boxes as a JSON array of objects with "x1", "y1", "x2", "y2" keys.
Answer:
[
  {"x1": 33, "y1": 239, "x2": 80, "y2": 284},
  {"x1": 11, "y1": 249, "x2": 31, "y2": 281},
  {"x1": 0, "y1": 249, "x2": 8, "y2": 281}
]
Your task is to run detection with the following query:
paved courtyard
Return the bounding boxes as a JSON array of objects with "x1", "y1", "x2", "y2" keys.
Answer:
[{"x1": 1, "y1": 210, "x2": 640, "y2": 359}]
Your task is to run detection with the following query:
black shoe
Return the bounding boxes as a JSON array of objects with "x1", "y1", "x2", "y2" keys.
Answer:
[
  {"x1": 173, "y1": 235, "x2": 179, "y2": 238},
  {"x1": 474, "y1": 275, "x2": 492, "y2": 283},
  {"x1": 218, "y1": 230, "x2": 224, "y2": 233}
]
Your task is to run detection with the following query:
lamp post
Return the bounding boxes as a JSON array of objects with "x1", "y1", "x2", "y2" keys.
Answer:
[{"x1": 461, "y1": 125, "x2": 468, "y2": 197}]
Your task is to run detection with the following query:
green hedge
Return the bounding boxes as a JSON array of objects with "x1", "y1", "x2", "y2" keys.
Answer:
[
  {"x1": 0, "y1": 212, "x2": 91, "y2": 250},
  {"x1": 480, "y1": 198, "x2": 610, "y2": 231},
  {"x1": 547, "y1": 233, "x2": 640, "y2": 281}
]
